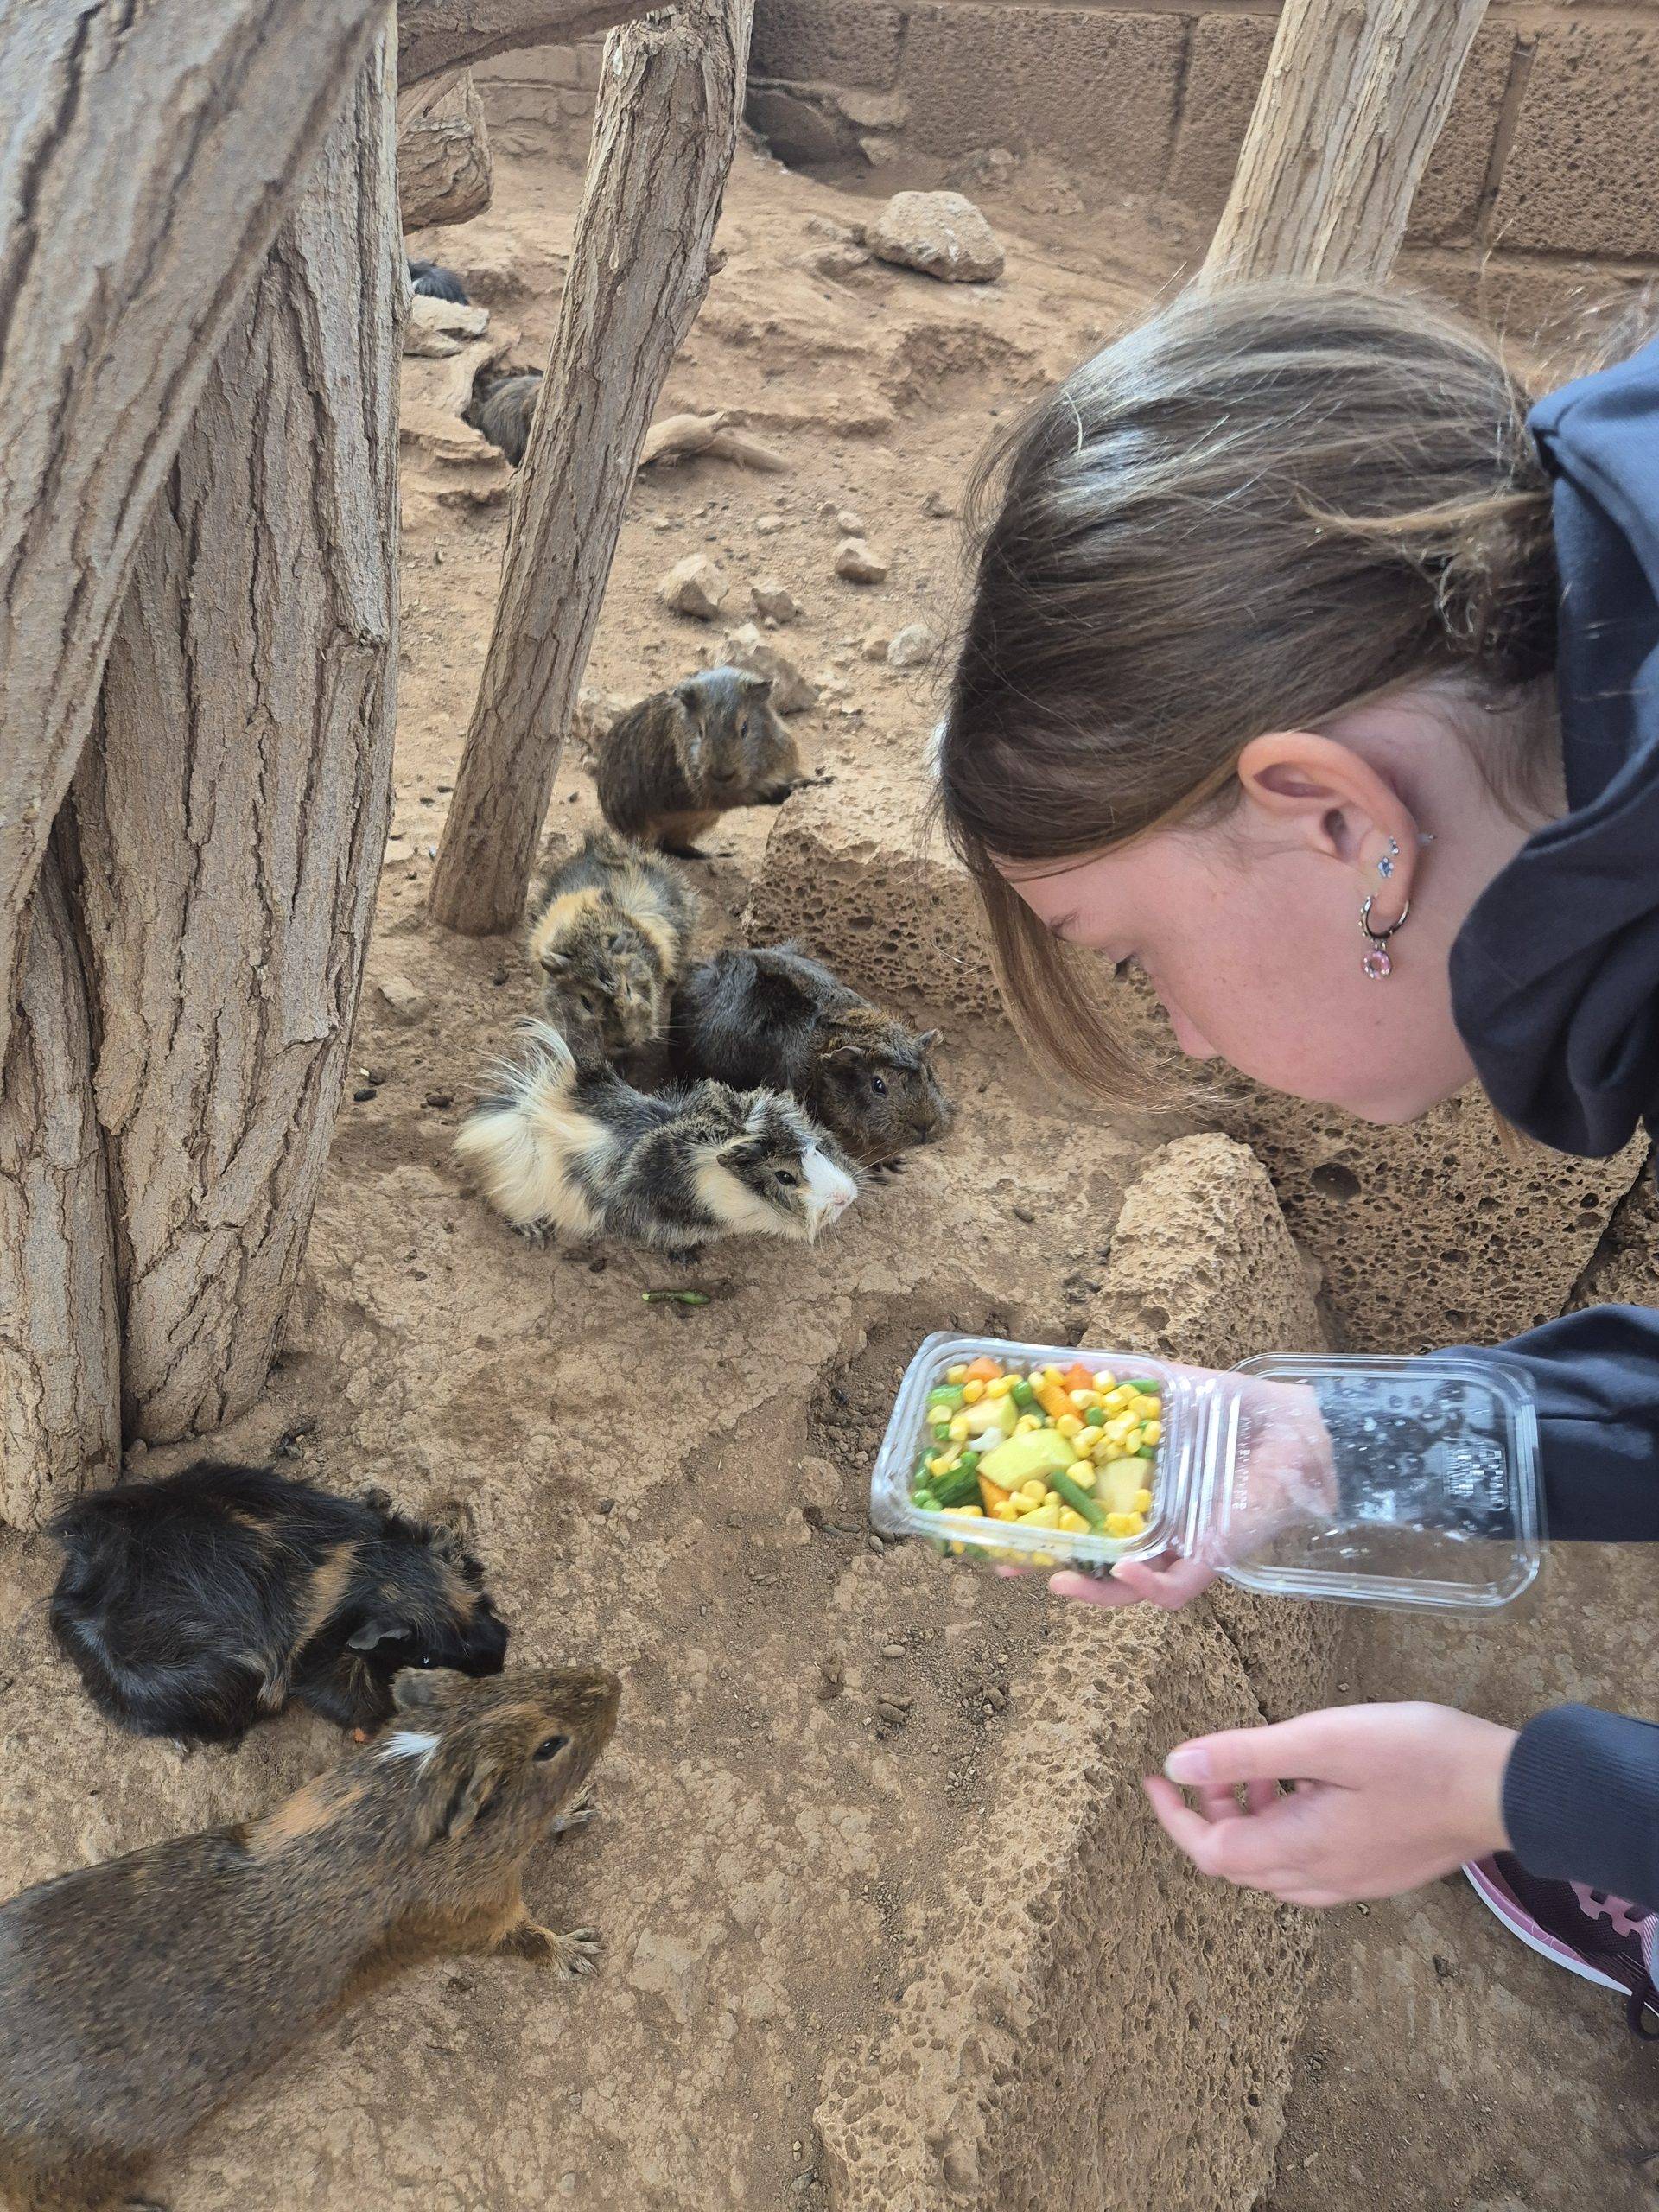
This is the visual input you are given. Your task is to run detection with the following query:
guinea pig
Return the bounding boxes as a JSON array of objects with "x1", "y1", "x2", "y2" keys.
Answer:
[
  {"x1": 0, "y1": 1665, "x2": 620, "y2": 2212},
  {"x1": 48, "y1": 1460, "x2": 510, "y2": 1745},
  {"x1": 668, "y1": 944, "x2": 951, "y2": 1164}
]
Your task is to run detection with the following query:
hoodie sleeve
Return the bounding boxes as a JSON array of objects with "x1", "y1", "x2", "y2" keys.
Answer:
[{"x1": 1449, "y1": 1308, "x2": 1659, "y2": 1910}]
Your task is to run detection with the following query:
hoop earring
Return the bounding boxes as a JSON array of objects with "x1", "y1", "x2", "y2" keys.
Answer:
[{"x1": 1360, "y1": 894, "x2": 1409, "y2": 981}]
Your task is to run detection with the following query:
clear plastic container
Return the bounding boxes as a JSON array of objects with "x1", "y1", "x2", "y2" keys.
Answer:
[{"x1": 869, "y1": 1334, "x2": 1542, "y2": 1614}]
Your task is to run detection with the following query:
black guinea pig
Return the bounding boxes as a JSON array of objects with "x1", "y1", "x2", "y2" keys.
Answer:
[
  {"x1": 48, "y1": 1460, "x2": 510, "y2": 1745},
  {"x1": 408, "y1": 257, "x2": 468, "y2": 304}
]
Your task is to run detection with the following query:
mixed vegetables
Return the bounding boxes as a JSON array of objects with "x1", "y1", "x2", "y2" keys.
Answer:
[{"x1": 909, "y1": 1352, "x2": 1162, "y2": 1563}]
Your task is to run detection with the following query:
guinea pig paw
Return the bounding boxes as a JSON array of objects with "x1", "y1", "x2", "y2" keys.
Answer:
[
  {"x1": 505, "y1": 1921, "x2": 603, "y2": 1976},
  {"x1": 512, "y1": 1220, "x2": 552, "y2": 1251},
  {"x1": 551, "y1": 1787, "x2": 597, "y2": 1837}
]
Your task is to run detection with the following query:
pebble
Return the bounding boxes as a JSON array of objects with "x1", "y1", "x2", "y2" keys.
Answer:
[
  {"x1": 423, "y1": 1089, "x2": 454, "y2": 1109},
  {"x1": 834, "y1": 507, "x2": 865, "y2": 535},
  {"x1": 378, "y1": 975, "x2": 427, "y2": 1021},
  {"x1": 753, "y1": 513, "x2": 785, "y2": 536},
  {"x1": 750, "y1": 577, "x2": 800, "y2": 624},
  {"x1": 861, "y1": 632, "x2": 890, "y2": 663},
  {"x1": 923, "y1": 488, "x2": 957, "y2": 518},
  {"x1": 887, "y1": 621, "x2": 935, "y2": 669},
  {"x1": 875, "y1": 1699, "x2": 909, "y2": 1726},
  {"x1": 867, "y1": 190, "x2": 1005, "y2": 284},
  {"x1": 835, "y1": 537, "x2": 888, "y2": 585},
  {"x1": 882, "y1": 1643, "x2": 906, "y2": 1659},
  {"x1": 658, "y1": 554, "x2": 727, "y2": 620},
  {"x1": 866, "y1": 1534, "x2": 885, "y2": 1554}
]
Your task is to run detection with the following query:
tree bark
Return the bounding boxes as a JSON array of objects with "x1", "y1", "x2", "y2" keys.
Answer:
[
  {"x1": 0, "y1": 0, "x2": 387, "y2": 1071},
  {"x1": 399, "y1": 0, "x2": 657, "y2": 88},
  {"x1": 0, "y1": 842, "x2": 119, "y2": 1529},
  {"x1": 1203, "y1": 0, "x2": 1488, "y2": 286},
  {"x1": 399, "y1": 67, "x2": 495, "y2": 231},
  {"x1": 61, "y1": 37, "x2": 401, "y2": 1451},
  {"x1": 429, "y1": 0, "x2": 754, "y2": 936}
]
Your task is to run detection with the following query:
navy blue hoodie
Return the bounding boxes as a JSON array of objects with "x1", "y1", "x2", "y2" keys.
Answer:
[{"x1": 1449, "y1": 334, "x2": 1659, "y2": 1914}]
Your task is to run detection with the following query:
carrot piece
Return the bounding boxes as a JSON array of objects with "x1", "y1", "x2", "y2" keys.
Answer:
[
  {"x1": 1060, "y1": 1362, "x2": 1096, "y2": 1393},
  {"x1": 964, "y1": 1354, "x2": 1003, "y2": 1383},
  {"x1": 978, "y1": 1474, "x2": 1011, "y2": 1512},
  {"x1": 1035, "y1": 1378, "x2": 1073, "y2": 1422}
]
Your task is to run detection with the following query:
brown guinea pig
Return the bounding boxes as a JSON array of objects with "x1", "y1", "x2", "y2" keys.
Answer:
[
  {"x1": 667, "y1": 944, "x2": 951, "y2": 1164},
  {"x1": 48, "y1": 1460, "x2": 509, "y2": 1745},
  {"x1": 594, "y1": 668, "x2": 800, "y2": 855},
  {"x1": 0, "y1": 1665, "x2": 620, "y2": 2212}
]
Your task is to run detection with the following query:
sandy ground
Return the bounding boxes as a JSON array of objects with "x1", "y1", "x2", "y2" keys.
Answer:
[{"x1": 1, "y1": 121, "x2": 1654, "y2": 2212}]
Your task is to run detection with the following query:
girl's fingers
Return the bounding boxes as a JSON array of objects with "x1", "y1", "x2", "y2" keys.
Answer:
[
  {"x1": 1144, "y1": 1778, "x2": 1306, "y2": 1885},
  {"x1": 1107, "y1": 1554, "x2": 1216, "y2": 1611},
  {"x1": 1046, "y1": 1569, "x2": 1139, "y2": 1606},
  {"x1": 1245, "y1": 1777, "x2": 1279, "y2": 1817}
]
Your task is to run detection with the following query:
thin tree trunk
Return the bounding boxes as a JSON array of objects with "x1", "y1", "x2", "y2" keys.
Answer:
[
  {"x1": 0, "y1": 843, "x2": 119, "y2": 1529},
  {"x1": 61, "y1": 39, "x2": 402, "y2": 1451},
  {"x1": 400, "y1": 0, "x2": 656, "y2": 88},
  {"x1": 399, "y1": 67, "x2": 494, "y2": 231},
  {"x1": 1203, "y1": 0, "x2": 1488, "y2": 285},
  {"x1": 0, "y1": 0, "x2": 386, "y2": 1070},
  {"x1": 429, "y1": 0, "x2": 754, "y2": 936}
]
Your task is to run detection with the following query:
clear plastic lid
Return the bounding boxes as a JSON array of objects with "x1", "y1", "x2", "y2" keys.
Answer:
[{"x1": 869, "y1": 1335, "x2": 1541, "y2": 1615}]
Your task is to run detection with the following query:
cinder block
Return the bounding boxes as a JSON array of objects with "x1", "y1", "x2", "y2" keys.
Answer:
[
  {"x1": 1406, "y1": 21, "x2": 1515, "y2": 245},
  {"x1": 899, "y1": 4, "x2": 1185, "y2": 185},
  {"x1": 474, "y1": 43, "x2": 584, "y2": 87},
  {"x1": 1168, "y1": 14, "x2": 1276, "y2": 220},
  {"x1": 751, "y1": 0, "x2": 906, "y2": 90},
  {"x1": 1495, "y1": 22, "x2": 1659, "y2": 257}
]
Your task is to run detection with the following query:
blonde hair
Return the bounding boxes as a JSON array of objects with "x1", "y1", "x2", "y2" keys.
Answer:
[{"x1": 936, "y1": 279, "x2": 1563, "y2": 1102}]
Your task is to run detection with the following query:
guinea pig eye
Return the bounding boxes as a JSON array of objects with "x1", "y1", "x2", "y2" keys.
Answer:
[
  {"x1": 773, "y1": 1167, "x2": 798, "y2": 1188},
  {"x1": 534, "y1": 1733, "x2": 569, "y2": 1762},
  {"x1": 417, "y1": 1652, "x2": 437, "y2": 1668},
  {"x1": 870, "y1": 1072, "x2": 888, "y2": 1096}
]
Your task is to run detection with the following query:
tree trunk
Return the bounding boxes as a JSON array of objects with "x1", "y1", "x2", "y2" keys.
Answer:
[
  {"x1": 0, "y1": 0, "x2": 387, "y2": 1071},
  {"x1": 429, "y1": 0, "x2": 754, "y2": 936},
  {"x1": 400, "y1": 0, "x2": 656, "y2": 88},
  {"x1": 0, "y1": 842, "x2": 119, "y2": 1530},
  {"x1": 1203, "y1": 0, "x2": 1488, "y2": 285},
  {"x1": 399, "y1": 67, "x2": 494, "y2": 231},
  {"x1": 58, "y1": 38, "x2": 403, "y2": 1453}
]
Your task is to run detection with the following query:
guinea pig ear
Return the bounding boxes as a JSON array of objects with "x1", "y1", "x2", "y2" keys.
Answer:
[
  {"x1": 741, "y1": 673, "x2": 773, "y2": 702},
  {"x1": 718, "y1": 1133, "x2": 766, "y2": 1169},
  {"x1": 673, "y1": 677, "x2": 707, "y2": 722},
  {"x1": 391, "y1": 1666, "x2": 448, "y2": 1713},
  {"x1": 822, "y1": 1042, "x2": 868, "y2": 1069},
  {"x1": 540, "y1": 950, "x2": 570, "y2": 976},
  {"x1": 916, "y1": 1028, "x2": 943, "y2": 1054},
  {"x1": 347, "y1": 1613, "x2": 409, "y2": 1653}
]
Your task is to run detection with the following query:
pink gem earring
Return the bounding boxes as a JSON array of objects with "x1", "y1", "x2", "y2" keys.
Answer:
[{"x1": 1360, "y1": 838, "x2": 1407, "y2": 979}]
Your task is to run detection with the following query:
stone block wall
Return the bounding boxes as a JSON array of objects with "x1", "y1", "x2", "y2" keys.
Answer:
[
  {"x1": 749, "y1": 0, "x2": 1659, "y2": 319},
  {"x1": 473, "y1": 35, "x2": 607, "y2": 158}
]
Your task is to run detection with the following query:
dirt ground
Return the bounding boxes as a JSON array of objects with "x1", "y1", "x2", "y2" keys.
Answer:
[{"x1": 1, "y1": 117, "x2": 1654, "y2": 2212}]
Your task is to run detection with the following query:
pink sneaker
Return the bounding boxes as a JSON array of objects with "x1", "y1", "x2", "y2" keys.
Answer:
[{"x1": 1465, "y1": 1853, "x2": 1659, "y2": 2037}]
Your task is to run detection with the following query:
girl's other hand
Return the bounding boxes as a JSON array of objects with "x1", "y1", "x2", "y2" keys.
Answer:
[
  {"x1": 1046, "y1": 1372, "x2": 1336, "y2": 1612},
  {"x1": 1144, "y1": 1701, "x2": 1516, "y2": 1906}
]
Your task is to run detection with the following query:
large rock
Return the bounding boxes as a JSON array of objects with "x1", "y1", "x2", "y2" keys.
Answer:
[
  {"x1": 658, "y1": 554, "x2": 728, "y2": 620},
  {"x1": 747, "y1": 778, "x2": 1646, "y2": 1351},
  {"x1": 865, "y1": 188, "x2": 1005, "y2": 282},
  {"x1": 818, "y1": 1132, "x2": 1338, "y2": 2209}
]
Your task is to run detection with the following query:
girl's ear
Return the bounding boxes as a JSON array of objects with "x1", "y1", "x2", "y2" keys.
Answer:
[{"x1": 1236, "y1": 731, "x2": 1420, "y2": 893}]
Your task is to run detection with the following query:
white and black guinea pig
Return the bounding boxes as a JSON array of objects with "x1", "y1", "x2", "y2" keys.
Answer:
[{"x1": 48, "y1": 1461, "x2": 510, "y2": 1745}]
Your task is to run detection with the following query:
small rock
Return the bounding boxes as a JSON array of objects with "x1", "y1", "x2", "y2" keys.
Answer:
[
  {"x1": 423, "y1": 1089, "x2": 454, "y2": 1109},
  {"x1": 922, "y1": 488, "x2": 957, "y2": 519},
  {"x1": 378, "y1": 976, "x2": 427, "y2": 1021},
  {"x1": 817, "y1": 1655, "x2": 846, "y2": 1700},
  {"x1": 721, "y1": 620, "x2": 817, "y2": 714},
  {"x1": 750, "y1": 578, "x2": 800, "y2": 624},
  {"x1": 362, "y1": 1065, "x2": 389, "y2": 1085},
  {"x1": 882, "y1": 1643, "x2": 906, "y2": 1659},
  {"x1": 658, "y1": 554, "x2": 727, "y2": 620},
  {"x1": 753, "y1": 514, "x2": 785, "y2": 537},
  {"x1": 875, "y1": 1699, "x2": 909, "y2": 1726},
  {"x1": 861, "y1": 632, "x2": 890, "y2": 664},
  {"x1": 402, "y1": 293, "x2": 490, "y2": 357},
  {"x1": 867, "y1": 190, "x2": 1005, "y2": 284},
  {"x1": 835, "y1": 508, "x2": 866, "y2": 536},
  {"x1": 353, "y1": 1086, "x2": 377, "y2": 1103},
  {"x1": 1012, "y1": 1204, "x2": 1035, "y2": 1224},
  {"x1": 887, "y1": 622, "x2": 935, "y2": 670},
  {"x1": 835, "y1": 537, "x2": 888, "y2": 585}
]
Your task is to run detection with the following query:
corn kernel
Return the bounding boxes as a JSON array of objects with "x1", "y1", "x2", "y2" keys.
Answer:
[
  {"x1": 1103, "y1": 1386, "x2": 1130, "y2": 1412},
  {"x1": 1068, "y1": 1388, "x2": 1096, "y2": 1410},
  {"x1": 1141, "y1": 1419, "x2": 1161, "y2": 1445},
  {"x1": 1101, "y1": 1440, "x2": 1124, "y2": 1463},
  {"x1": 962, "y1": 1379, "x2": 985, "y2": 1405},
  {"x1": 1122, "y1": 1424, "x2": 1143, "y2": 1452},
  {"x1": 1058, "y1": 1508, "x2": 1088, "y2": 1533},
  {"x1": 1031, "y1": 1552, "x2": 1057, "y2": 1568},
  {"x1": 1133, "y1": 1395, "x2": 1161, "y2": 1421},
  {"x1": 927, "y1": 1455, "x2": 948, "y2": 1477},
  {"x1": 1041, "y1": 1364, "x2": 1064, "y2": 1386},
  {"x1": 1132, "y1": 1488, "x2": 1154, "y2": 1512},
  {"x1": 1043, "y1": 1488, "x2": 1061, "y2": 1507},
  {"x1": 1104, "y1": 1511, "x2": 1142, "y2": 1537},
  {"x1": 1020, "y1": 1478, "x2": 1047, "y2": 1503},
  {"x1": 946, "y1": 1363, "x2": 968, "y2": 1384},
  {"x1": 942, "y1": 1503, "x2": 984, "y2": 1518},
  {"x1": 1067, "y1": 1463, "x2": 1097, "y2": 1491},
  {"x1": 987, "y1": 1374, "x2": 1015, "y2": 1399},
  {"x1": 990, "y1": 1500, "x2": 1020, "y2": 1522},
  {"x1": 948, "y1": 1415, "x2": 971, "y2": 1441},
  {"x1": 1014, "y1": 1413, "x2": 1043, "y2": 1434},
  {"x1": 1092, "y1": 1370, "x2": 1116, "y2": 1392},
  {"x1": 1055, "y1": 1413, "x2": 1083, "y2": 1438}
]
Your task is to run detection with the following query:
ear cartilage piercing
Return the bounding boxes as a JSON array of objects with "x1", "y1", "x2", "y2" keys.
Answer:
[
  {"x1": 1360, "y1": 893, "x2": 1410, "y2": 981},
  {"x1": 1377, "y1": 836, "x2": 1399, "y2": 881}
]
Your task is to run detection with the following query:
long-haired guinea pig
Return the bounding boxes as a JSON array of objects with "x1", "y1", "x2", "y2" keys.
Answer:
[
  {"x1": 455, "y1": 1020, "x2": 859, "y2": 1253},
  {"x1": 0, "y1": 1666, "x2": 620, "y2": 2212},
  {"x1": 48, "y1": 1460, "x2": 510, "y2": 1745},
  {"x1": 668, "y1": 944, "x2": 951, "y2": 1163}
]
